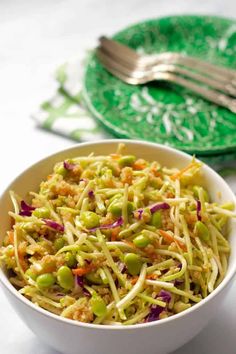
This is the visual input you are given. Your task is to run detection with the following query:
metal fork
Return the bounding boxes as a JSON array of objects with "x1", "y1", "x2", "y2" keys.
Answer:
[
  {"x1": 99, "y1": 47, "x2": 236, "y2": 97},
  {"x1": 96, "y1": 48, "x2": 236, "y2": 113},
  {"x1": 99, "y1": 36, "x2": 236, "y2": 86}
]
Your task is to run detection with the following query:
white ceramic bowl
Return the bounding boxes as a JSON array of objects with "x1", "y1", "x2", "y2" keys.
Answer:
[{"x1": 0, "y1": 140, "x2": 236, "y2": 354}]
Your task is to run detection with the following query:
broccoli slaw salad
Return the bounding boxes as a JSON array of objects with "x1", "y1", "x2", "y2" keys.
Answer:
[{"x1": 0, "y1": 144, "x2": 235, "y2": 326}]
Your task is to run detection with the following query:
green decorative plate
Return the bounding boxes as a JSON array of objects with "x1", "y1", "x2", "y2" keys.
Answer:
[{"x1": 83, "y1": 15, "x2": 236, "y2": 155}]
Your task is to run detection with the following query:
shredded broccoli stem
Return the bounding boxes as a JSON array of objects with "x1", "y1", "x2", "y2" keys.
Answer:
[
  {"x1": 116, "y1": 264, "x2": 147, "y2": 310},
  {"x1": 147, "y1": 259, "x2": 175, "y2": 273},
  {"x1": 168, "y1": 287, "x2": 201, "y2": 303},
  {"x1": 210, "y1": 206, "x2": 236, "y2": 218},
  {"x1": 156, "y1": 249, "x2": 187, "y2": 282},
  {"x1": 174, "y1": 179, "x2": 181, "y2": 237},
  {"x1": 76, "y1": 180, "x2": 94, "y2": 209},
  {"x1": 13, "y1": 228, "x2": 26, "y2": 282},
  {"x1": 123, "y1": 308, "x2": 150, "y2": 325},
  {"x1": 180, "y1": 215, "x2": 193, "y2": 265},
  {"x1": 9, "y1": 191, "x2": 20, "y2": 214},
  {"x1": 145, "y1": 280, "x2": 174, "y2": 289},
  {"x1": 195, "y1": 237, "x2": 209, "y2": 269},
  {"x1": 97, "y1": 230, "x2": 126, "y2": 287},
  {"x1": 137, "y1": 293, "x2": 166, "y2": 307},
  {"x1": 208, "y1": 257, "x2": 218, "y2": 293},
  {"x1": 103, "y1": 266, "x2": 120, "y2": 303},
  {"x1": 103, "y1": 266, "x2": 126, "y2": 320},
  {"x1": 122, "y1": 183, "x2": 129, "y2": 226}
]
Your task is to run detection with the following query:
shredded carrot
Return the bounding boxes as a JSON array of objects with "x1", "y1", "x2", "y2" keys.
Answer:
[
  {"x1": 159, "y1": 229, "x2": 186, "y2": 251},
  {"x1": 110, "y1": 154, "x2": 121, "y2": 160},
  {"x1": 106, "y1": 179, "x2": 115, "y2": 188},
  {"x1": 19, "y1": 254, "x2": 28, "y2": 272},
  {"x1": 170, "y1": 162, "x2": 200, "y2": 181},
  {"x1": 123, "y1": 240, "x2": 136, "y2": 249},
  {"x1": 133, "y1": 159, "x2": 147, "y2": 170},
  {"x1": 166, "y1": 192, "x2": 175, "y2": 198},
  {"x1": 144, "y1": 247, "x2": 158, "y2": 260},
  {"x1": 72, "y1": 264, "x2": 96, "y2": 276},
  {"x1": 111, "y1": 227, "x2": 120, "y2": 241},
  {"x1": 7, "y1": 231, "x2": 14, "y2": 245},
  {"x1": 131, "y1": 274, "x2": 158, "y2": 285},
  {"x1": 151, "y1": 166, "x2": 162, "y2": 177}
]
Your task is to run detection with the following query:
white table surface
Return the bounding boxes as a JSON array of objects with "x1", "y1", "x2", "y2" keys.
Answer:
[{"x1": 0, "y1": 1, "x2": 236, "y2": 353}]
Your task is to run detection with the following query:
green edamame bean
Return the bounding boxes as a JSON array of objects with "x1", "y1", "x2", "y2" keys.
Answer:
[
  {"x1": 108, "y1": 201, "x2": 122, "y2": 216},
  {"x1": 124, "y1": 253, "x2": 143, "y2": 275},
  {"x1": 90, "y1": 295, "x2": 107, "y2": 317},
  {"x1": 54, "y1": 237, "x2": 66, "y2": 251},
  {"x1": 33, "y1": 207, "x2": 50, "y2": 219},
  {"x1": 80, "y1": 211, "x2": 100, "y2": 229},
  {"x1": 150, "y1": 211, "x2": 162, "y2": 228},
  {"x1": 127, "y1": 201, "x2": 135, "y2": 215},
  {"x1": 54, "y1": 163, "x2": 67, "y2": 177},
  {"x1": 118, "y1": 155, "x2": 136, "y2": 167},
  {"x1": 65, "y1": 252, "x2": 77, "y2": 267},
  {"x1": 25, "y1": 269, "x2": 37, "y2": 281},
  {"x1": 57, "y1": 266, "x2": 74, "y2": 290},
  {"x1": 85, "y1": 271, "x2": 103, "y2": 285},
  {"x1": 133, "y1": 234, "x2": 150, "y2": 248},
  {"x1": 108, "y1": 200, "x2": 134, "y2": 217},
  {"x1": 36, "y1": 273, "x2": 56, "y2": 289},
  {"x1": 195, "y1": 221, "x2": 210, "y2": 241}
]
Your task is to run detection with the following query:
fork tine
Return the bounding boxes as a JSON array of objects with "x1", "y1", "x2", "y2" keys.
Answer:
[{"x1": 99, "y1": 36, "x2": 236, "y2": 83}]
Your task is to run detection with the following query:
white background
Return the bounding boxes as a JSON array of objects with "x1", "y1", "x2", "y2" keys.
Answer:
[{"x1": 0, "y1": 0, "x2": 236, "y2": 353}]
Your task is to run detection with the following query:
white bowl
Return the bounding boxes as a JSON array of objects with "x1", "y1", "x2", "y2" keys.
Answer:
[{"x1": 0, "y1": 140, "x2": 236, "y2": 354}]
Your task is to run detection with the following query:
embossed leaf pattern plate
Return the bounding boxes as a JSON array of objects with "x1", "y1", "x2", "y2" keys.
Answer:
[{"x1": 83, "y1": 15, "x2": 236, "y2": 155}]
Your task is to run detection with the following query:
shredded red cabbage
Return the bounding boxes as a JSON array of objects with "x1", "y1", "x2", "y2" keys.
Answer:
[
  {"x1": 63, "y1": 161, "x2": 75, "y2": 171},
  {"x1": 43, "y1": 219, "x2": 64, "y2": 232},
  {"x1": 137, "y1": 209, "x2": 143, "y2": 220},
  {"x1": 88, "y1": 190, "x2": 95, "y2": 199},
  {"x1": 159, "y1": 290, "x2": 171, "y2": 303},
  {"x1": 118, "y1": 262, "x2": 126, "y2": 274},
  {"x1": 75, "y1": 275, "x2": 90, "y2": 297},
  {"x1": 89, "y1": 217, "x2": 123, "y2": 232},
  {"x1": 174, "y1": 279, "x2": 184, "y2": 286},
  {"x1": 146, "y1": 305, "x2": 164, "y2": 322},
  {"x1": 196, "y1": 200, "x2": 202, "y2": 221},
  {"x1": 150, "y1": 202, "x2": 170, "y2": 214},
  {"x1": 19, "y1": 201, "x2": 36, "y2": 216},
  {"x1": 76, "y1": 275, "x2": 84, "y2": 287}
]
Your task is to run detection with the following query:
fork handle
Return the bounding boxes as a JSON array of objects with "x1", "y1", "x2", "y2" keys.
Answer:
[
  {"x1": 154, "y1": 72, "x2": 236, "y2": 113},
  {"x1": 147, "y1": 53, "x2": 236, "y2": 84}
]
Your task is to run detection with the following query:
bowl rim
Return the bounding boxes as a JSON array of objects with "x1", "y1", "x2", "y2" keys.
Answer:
[{"x1": 0, "y1": 139, "x2": 236, "y2": 331}]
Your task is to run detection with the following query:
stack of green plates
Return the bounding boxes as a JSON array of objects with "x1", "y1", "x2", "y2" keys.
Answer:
[{"x1": 83, "y1": 15, "x2": 236, "y2": 168}]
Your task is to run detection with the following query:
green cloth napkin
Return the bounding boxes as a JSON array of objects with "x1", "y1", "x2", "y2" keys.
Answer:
[
  {"x1": 32, "y1": 59, "x2": 236, "y2": 192},
  {"x1": 32, "y1": 59, "x2": 112, "y2": 141}
]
